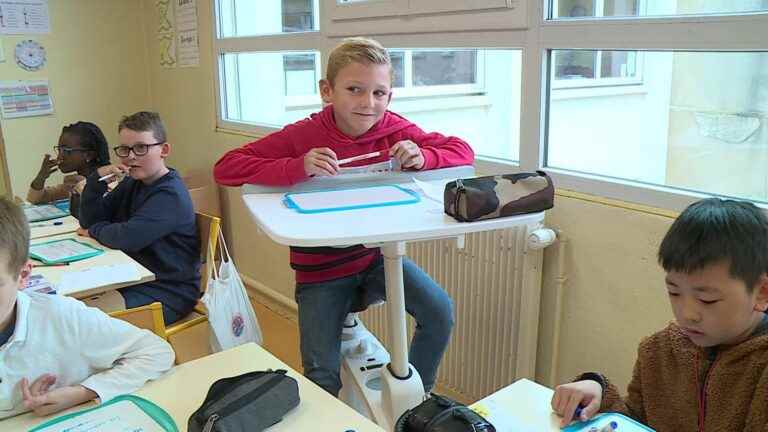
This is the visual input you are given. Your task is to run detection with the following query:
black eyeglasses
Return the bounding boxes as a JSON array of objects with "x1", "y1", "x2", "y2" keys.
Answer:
[
  {"x1": 54, "y1": 145, "x2": 90, "y2": 155},
  {"x1": 113, "y1": 142, "x2": 165, "y2": 157}
]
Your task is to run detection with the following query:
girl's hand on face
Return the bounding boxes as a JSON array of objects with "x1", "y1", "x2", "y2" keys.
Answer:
[{"x1": 34, "y1": 154, "x2": 59, "y2": 182}]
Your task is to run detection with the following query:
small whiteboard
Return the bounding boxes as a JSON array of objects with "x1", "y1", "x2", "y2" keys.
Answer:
[
  {"x1": 283, "y1": 185, "x2": 420, "y2": 214},
  {"x1": 30, "y1": 395, "x2": 177, "y2": 432},
  {"x1": 24, "y1": 204, "x2": 68, "y2": 222},
  {"x1": 29, "y1": 238, "x2": 103, "y2": 264}
]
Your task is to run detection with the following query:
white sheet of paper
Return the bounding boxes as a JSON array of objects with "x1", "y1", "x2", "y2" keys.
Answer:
[
  {"x1": 33, "y1": 399, "x2": 164, "y2": 432},
  {"x1": 57, "y1": 264, "x2": 141, "y2": 296},
  {"x1": 412, "y1": 178, "x2": 445, "y2": 204},
  {"x1": 287, "y1": 185, "x2": 415, "y2": 212}
]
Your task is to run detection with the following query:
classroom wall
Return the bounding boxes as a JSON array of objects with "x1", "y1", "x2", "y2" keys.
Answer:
[
  {"x1": 141, "y1": 0, "x2": 678, "y2": 393},
  {"x1": 0, "y1": 0, "x2": 151, "y2": 198}
]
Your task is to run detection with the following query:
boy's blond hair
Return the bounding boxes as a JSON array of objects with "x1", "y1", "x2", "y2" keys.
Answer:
[
  {"x1": 326, "y1": 37, "x2": 392, "y2": 86},
  {"x1": 0, "y1": 197, "x2": 29, "y2": 276}
]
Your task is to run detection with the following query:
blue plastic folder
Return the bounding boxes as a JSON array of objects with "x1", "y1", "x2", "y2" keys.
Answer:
[
  {"x1": 283, "y1": 184, "x2": 420, "y2": 214},
  {"x1": 562, "y1": 413, "x2": 655, "y2": 431},
  {"x1": 29, "y1": 394, "x2": 178, "y2": 432},
  {"x1": 29, "y1": 238, "x2": 103, "y2": 265}
]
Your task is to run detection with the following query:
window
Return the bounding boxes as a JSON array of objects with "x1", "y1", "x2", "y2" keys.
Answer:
[
  {"x1": 549, "y1": 0, "x2": 767, "y2": 18},
  {"x1": 546, "y1": 50, "x2": 768, "y2": 203},
  {"x1": 214, "y1": 0, "x2": 768, "y2": 210},
  {"x1": 388, "y1": 50, "x2": 485, "y2": 97},
  {"x1": 217, "y1": 0, "x2": 319, "y2": 37},
  {"x1": 221, "y1": 51, "x2": 321, "y2": 128},
  {"x1": 552, "y1": 50, "x2": 642, "y2": 88}
]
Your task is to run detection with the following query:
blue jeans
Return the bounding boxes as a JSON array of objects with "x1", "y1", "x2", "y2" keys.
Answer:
[{"x1": 295, "y1": 256, "x2": 454, "y2": 396}]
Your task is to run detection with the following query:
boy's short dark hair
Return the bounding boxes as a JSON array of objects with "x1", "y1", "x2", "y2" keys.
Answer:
[
  {"x1": 0, "y1": 197, "x2": 29, "y2": 276},
  {"x1": 658, "y1": 198, "x2": 768, "y2": 291},
  {"x1": 118, "y1": 111, "x2": 167, "y2": 143}
]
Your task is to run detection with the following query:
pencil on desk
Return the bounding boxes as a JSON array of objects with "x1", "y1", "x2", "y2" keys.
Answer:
[{"x1": 32, "y1": 262, "x2": 70, "y2": 267}]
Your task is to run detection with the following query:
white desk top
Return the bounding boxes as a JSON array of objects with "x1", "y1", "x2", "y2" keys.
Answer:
[
  {"x1": 29, "y1": 215, "x2": 80, "y2": 240},
  {"x1": 242, "y1": 181, "x2": 545, "y2": 247},
  {"x1": 470, "y1": 378, "x2": 562, "y2": 430},
  {"x1": 4, "y1": 343, "x2": 384, "y2": 432},
  {"x1": 30, "y1": 233, "x2": 155, "y2": 299}
]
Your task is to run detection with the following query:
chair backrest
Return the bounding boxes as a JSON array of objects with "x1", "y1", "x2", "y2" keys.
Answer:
[
  {"x1": 196, "y1": 211, "x2": 222, "y2": 293},
  {"x1": 109, "y1": 302, "x2": 167, "y2": 338}
]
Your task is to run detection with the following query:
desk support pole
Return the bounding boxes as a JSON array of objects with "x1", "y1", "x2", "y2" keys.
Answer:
[{"x1": 382, "y1": 241, "x2": 409, "y2": 378}]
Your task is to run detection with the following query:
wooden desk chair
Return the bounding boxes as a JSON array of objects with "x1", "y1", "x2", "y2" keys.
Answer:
[
  {"x1": 106, "y1": 213, "x2": 222, "y2": 364},
  {"x1": 163, "y1": 212, "x2": 221, "y2": 364},
  {"x1": 109, "y1": 302, "x2": 167, "y2": 338}
]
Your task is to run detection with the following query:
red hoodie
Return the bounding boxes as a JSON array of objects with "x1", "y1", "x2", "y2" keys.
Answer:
[{"x1": 214, "y1": 105, "x2": 474, "y2": 283}]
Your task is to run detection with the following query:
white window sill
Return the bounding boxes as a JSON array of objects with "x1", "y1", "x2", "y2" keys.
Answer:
[{"x1": 550, "y1": 84, "x2": 648, "y2": 100}]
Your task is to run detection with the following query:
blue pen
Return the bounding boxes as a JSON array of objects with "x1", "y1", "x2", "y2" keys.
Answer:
[{"x1": 31, "y1": 221, "x2": 64, "y2": 227}]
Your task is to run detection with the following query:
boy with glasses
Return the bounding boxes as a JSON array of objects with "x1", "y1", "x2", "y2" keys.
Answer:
[{"x1": 77, "y1": 112, "x2": 200, "y2": 324}]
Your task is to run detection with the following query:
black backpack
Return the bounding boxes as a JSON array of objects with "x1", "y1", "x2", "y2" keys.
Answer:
[{"x1": 188, "y1": 369, "x2": 300, "y2": 432}]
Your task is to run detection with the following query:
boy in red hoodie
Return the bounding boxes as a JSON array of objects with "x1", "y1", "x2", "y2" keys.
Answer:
[{"x1": 214, "y1": 37, "x2": 474, "y2": 396}]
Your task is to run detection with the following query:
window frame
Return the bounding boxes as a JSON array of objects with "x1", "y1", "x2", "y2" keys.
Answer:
[{"x1": 212, "y1": 0, "x2": 768, "y2": 212}]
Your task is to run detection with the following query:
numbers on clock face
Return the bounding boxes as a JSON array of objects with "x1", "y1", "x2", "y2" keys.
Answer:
[{"x1": 15, "y1": 40, "x2": 46, "y2": 71}]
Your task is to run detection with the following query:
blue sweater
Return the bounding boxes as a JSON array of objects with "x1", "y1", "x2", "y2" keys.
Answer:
[{"x1": 79, "y1": 169, "x2": 200, "y2": 317}]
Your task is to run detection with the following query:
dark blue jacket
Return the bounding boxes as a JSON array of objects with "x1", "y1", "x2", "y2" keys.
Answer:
[{"x1": 79, "y1": 169, "x2": 200, "y2": 317}]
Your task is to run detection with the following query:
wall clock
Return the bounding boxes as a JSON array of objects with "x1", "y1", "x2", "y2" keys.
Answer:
[{"x1": 15, "y1": 39, "x2": 46, "y2": 71}]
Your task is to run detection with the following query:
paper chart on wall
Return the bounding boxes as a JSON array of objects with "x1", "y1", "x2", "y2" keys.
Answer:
[
  {"x1": 0, "y1": 0, "x2": 50, "y2": 34},
  {"x1": 175, "y1": 0, "x2": 198, "y2": 67},
  {"x1": 0, "y1": 80, "x2": 53, "y2": 118}
]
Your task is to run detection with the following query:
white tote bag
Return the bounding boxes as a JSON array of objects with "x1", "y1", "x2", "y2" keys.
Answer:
[{"x1": 202, "y1": 231, "x2": 263, "y2": 351}]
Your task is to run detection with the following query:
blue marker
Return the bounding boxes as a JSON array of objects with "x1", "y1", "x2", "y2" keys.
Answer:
[
  {"x1": 574, "y1": 405, "x2": 583, "y2": 419},
  {"x1": 599, "y1": 421, "x2": 618, "y2": 432}
]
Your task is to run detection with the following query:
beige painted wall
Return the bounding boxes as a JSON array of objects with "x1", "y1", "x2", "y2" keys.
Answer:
[
  {"x1": 140, "y1": 0, "x2": 679, "y2": 393},
  {"x1": 0, "y1": 1, "x2": 151, "y2": 198}
]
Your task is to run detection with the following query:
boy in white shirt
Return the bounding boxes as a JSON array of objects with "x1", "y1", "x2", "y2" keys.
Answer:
[{"x1": 0, "y1": 197, "x2": 174, "y2": 419}]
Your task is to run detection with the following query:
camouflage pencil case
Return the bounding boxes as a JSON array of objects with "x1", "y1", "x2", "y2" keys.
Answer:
[{"x1": 444, "y1": 171, "x2": 554, "y2": 222}]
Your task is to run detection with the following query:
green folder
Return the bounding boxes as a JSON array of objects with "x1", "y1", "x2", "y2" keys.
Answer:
[{"x1": 29, "y1": 394, "x2": 178, "y2": 432}]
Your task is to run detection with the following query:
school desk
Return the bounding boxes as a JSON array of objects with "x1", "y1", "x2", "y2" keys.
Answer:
[
  {"x1": 30, "y1": 232, "x2": 155, "y2": 299},
  {"x1": 241, "y1": 176, "x2": 549, "y2": 430},
  {"x1": 29, "y1": 215, "x2": 80, "y2": 240},
  {"x1": 4, "y1": 343, "x2": 384, "y2": 432}
]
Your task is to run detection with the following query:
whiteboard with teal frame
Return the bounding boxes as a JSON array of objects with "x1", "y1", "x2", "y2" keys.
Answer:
[
  {"x1": 283, "y1": 184, "x2": 420, "y2": 214},
  {"x1": 29, "y1": 238, "x2": 104, "y2": 264}
]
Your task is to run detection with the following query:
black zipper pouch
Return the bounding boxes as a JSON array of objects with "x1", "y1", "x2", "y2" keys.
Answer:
[{"x1": 188, "y1": 369, "x2": 300, "y2": 432}]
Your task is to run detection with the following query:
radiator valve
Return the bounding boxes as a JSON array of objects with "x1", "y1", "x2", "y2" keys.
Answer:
[{"x1": 528, "y1": 228, "x2": 556, "y2": 250}]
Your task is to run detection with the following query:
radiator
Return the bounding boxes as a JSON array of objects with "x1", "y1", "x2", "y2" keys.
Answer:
[{"x1": 359, "y1": 225, "x2": 547, "y2": 402}]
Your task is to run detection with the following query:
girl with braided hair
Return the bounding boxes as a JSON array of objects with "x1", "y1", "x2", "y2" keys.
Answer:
[{"x1": 27, "y1": 122, "x2": 111, "y2": 213}]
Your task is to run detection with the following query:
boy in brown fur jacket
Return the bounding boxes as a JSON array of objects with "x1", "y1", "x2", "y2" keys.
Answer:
[{"x1": 551, "y1": 198, "x2": 768, "y2": 431}]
